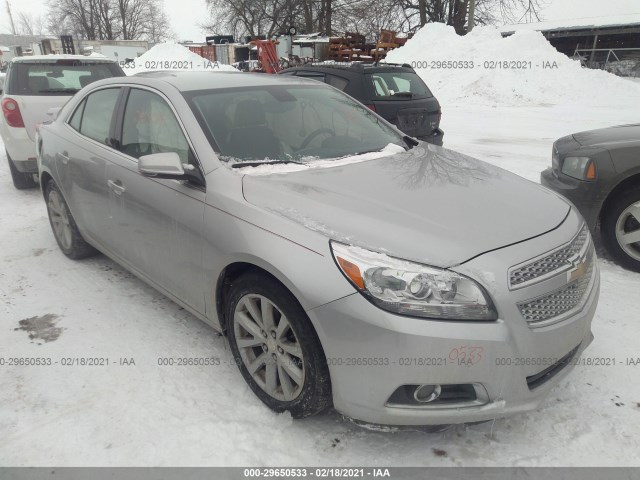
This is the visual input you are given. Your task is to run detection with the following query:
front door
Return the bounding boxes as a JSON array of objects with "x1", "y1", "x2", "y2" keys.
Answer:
[{"x1": 103, "y1": 87, "x2": 207, "y2": 314}]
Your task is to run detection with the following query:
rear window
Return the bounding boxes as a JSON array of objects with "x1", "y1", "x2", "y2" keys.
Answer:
[
  {"x1": 367, "y1": 72, "x2": 433, "y2": 100},
  {"x1": 7, "y1": 60, "x2": 124, "y2": 96}
]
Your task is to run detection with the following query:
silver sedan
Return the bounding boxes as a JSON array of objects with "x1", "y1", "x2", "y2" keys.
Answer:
[{"x1": 36, "y1": 72, "x2": 599, "y2": 426}]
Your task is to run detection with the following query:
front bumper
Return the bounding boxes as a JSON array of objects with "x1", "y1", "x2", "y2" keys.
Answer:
[
  {"x1": 309, "y1": 277, "x2": 597, "y2": 426},
  {"x1": 308, "y1": 210, "x2": 599, "y2": 426},
  {"x1": 540, "y1": 167, "x2": 604, "y2": 230}
]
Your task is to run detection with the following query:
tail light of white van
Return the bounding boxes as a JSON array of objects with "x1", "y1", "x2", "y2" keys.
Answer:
[{"x1": 2, "y1": 98, "x2": 25, "y2": 128}]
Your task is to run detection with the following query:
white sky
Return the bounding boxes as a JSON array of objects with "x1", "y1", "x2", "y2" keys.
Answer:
[
  {"x1": 1, "y1": 0, "x2": 639, "y2": 42},
  {"x1": 1, "y1": 0, "x2": 209, "y2": 41}
]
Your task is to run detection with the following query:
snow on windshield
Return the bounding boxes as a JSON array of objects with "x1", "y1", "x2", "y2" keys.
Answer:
[{"x1": 231, "y1": 143, "x2": 406, "y2": 175}]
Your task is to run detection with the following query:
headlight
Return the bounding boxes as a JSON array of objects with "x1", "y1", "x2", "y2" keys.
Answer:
[
  {"x1": 561, "y1": 156, "x2": 596, "y2": 181},
  {"x1": 331, "y1": 242, "x2": 497, "y2": 321}
]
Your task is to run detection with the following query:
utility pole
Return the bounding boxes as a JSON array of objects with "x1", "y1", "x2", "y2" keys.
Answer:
[
  {"x1": 6, "y1": 0, "x2": 17, "y2": 35},
  {"x1": 467, "y1": 0, "x2": 475, "y2": 32}
]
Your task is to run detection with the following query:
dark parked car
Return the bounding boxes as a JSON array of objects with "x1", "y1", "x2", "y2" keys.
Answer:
[
  {"x1": 279, "y1": 63, "x2": 444, "y2": 145},
  {"x1": 541, "y1": 124, "x2": 640, "y2": 271}
]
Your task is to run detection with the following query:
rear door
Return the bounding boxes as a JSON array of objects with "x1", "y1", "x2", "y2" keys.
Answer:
[
  {"x1": 365, "y1": 70, "x2": 441, "y2": 138},
  {"x1": 59, "y1": 87, "x2": 122, "y2": 241}
]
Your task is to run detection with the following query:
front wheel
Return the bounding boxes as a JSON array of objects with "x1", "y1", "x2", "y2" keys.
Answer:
[
  {"x1": 226, "y1": 272, "x2": 332, "y2": 418},
  {"x1": 602, "y1": 189, "x2": 640, "y2": 272}
]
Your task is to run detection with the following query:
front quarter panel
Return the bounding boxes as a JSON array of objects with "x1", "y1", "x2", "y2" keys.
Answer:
[
  {"x1": 201, "y1": 168, "x2": 358, "y2": 328},
  {"x1": 608, "y1": 144, "x2": 640, "y2": 177}
]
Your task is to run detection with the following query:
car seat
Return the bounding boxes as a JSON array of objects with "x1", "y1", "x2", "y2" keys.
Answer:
[{"x1": 226, "y1": 99, "x2": 281, "y2": 160}]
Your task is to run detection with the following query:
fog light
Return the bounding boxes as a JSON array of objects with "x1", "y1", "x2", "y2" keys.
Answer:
[{"x1": 413, "y1": 384, "x2": 442, "y2": 403}]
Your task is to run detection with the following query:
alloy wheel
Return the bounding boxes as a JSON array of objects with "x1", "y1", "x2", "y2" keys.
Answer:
[
  {"x1": 233, "y1": 294, "x2": 305, "y2": 401},
  {"x1": 47, "y1": 190, "x2": 73, "y2": 251},
  {"x1": 615, "y1": 200, "x2": 640, "y2": 262}
]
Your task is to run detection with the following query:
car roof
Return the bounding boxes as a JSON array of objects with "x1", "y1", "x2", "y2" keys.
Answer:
[
  {"x1": 281, "y1": 62, "x2": 416, "y2": 75},
  {"x1": 11, "y1": 54, "x2": 117, "y2": 63},
  {"x1": 107, "y1": 70, "x2": 325, "y2": 92}
]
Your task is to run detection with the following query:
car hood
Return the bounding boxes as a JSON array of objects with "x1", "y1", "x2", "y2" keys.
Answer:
[
  {"x1": 242, "y1": 145, "x2": 570, "y2": 267},
  {"x1": 572, "y1": 124, "x2": 640, "y2": 148}
]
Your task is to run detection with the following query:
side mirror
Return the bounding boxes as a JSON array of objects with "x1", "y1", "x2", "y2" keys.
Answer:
[{"x1": 138, "y1": 152, "x2": 185, "y2": 178}]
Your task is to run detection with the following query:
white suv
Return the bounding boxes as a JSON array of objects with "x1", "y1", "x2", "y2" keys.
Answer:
[{"x1": 0, "y1": 55, "x2": 124, "y2": 189}]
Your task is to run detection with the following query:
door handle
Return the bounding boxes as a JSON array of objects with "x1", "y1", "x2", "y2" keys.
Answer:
[
  {"x1": 107, "y1": 179, "x2": 126, "y2": 196},
  {"x1": 57, "y1": 151, "x2": 69, "y2": 165}
]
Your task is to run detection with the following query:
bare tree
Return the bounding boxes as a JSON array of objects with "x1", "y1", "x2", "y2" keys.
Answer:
[
  {"x1": 16, "y1": 12, "x2": 46, "y2": 36},
  {"x1": 47, "y1": 0, "x2": 172, "y2": 41},
  {"x1": 144, "y1": 0, "x2": 173, "y2": 42},
  {"x1": 203, "y1": 0, "x2": 544, "y2": 42}
]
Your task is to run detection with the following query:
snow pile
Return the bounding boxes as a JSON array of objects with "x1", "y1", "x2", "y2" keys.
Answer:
[
  {"x1": 126, "y1": 42, "x2": 238, "y2": 75},
  {"x1": 385, "y1": 23, "x2": 640, "y2": 107}
]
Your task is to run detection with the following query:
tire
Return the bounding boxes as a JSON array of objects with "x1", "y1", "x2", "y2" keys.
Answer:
[
  {"x1": 6, "y1": 150, "x2": 37, "y2": 189},
  {"x1": 44, "y1": 180, "x2": 97, "y2": 260},
  {"x1": 226, "y1": 271, "x2": 332, "y2": 418},
  {"x1": 601, "y1": 188, "x2": 640, "y2": 272}
]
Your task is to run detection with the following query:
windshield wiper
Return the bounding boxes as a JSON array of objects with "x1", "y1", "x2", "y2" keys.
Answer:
[
  {"x1": 39, "y1": 88, "x2": 80, "y2": 93},
  {"x1": 403, "y1": 135, "x2": 419, "y2": 149},
  {"x1": 392, "y1": 91, "x2": 413, "y2": 97},
  {"x1": 231, "y1": 159, "x2": 308, "y2": 169}
]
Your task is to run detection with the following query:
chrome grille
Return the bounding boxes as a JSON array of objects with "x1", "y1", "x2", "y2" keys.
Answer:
[
  {"x1": 517, "y1": 247, "x2": 594, "y2": 326},
  {"x1": 510, "y1": 224, "x2": 590, "y2": 288}
]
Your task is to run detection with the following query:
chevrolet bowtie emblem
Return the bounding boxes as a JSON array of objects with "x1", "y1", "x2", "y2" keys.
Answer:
[{"x1": 568, "y1": 256, "x2": 588, "y2": 283}]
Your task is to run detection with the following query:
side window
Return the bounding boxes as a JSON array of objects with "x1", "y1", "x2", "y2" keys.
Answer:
[
  {"x1": 79, "y1": 88, "x2": 120, "y2": 145},
  {"x1": 325, "y1": 74, "x2": 349, "y2": 91},
  {"x1": 120, "y1": 88, "x2": 192, "y2": 164},
  {"x1": 68, "y1": 99, "x2": 86, "y2": 132}
]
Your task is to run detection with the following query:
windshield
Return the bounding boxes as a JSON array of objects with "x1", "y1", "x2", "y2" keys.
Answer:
[
  {"x1": 184, "y1": 84, "x2": 406, "y2": 164},
  {"x1": 367, "y1": 71, "x2": 433, "y2": 99},
  {"x1": 7, "y1": 60, "x2": 124, "y2": 96}
]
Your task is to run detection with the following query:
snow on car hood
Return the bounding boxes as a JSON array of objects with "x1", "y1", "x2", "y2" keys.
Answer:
[{"x1": 242, "y1": 144, "x2": 571, "y2": 267}]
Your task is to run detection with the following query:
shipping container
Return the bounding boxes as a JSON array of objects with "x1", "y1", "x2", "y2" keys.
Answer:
[{"x1": 214, "y1": 44, "x2": 229, "y2": 64}]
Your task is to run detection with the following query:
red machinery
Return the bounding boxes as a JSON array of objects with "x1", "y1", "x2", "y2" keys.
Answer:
[{"x1": 253, "y1": 40, "x2": 281, "y2": 73}]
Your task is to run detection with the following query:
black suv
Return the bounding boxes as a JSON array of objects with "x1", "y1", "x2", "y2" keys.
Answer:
[{"x1": 279, "y1": 63, "x2": 444, "y2": 146}]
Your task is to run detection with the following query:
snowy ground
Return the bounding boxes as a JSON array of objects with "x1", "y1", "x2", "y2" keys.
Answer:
[
  {"x1": 2, "y1": 102, "x2": 640, "y2": 467},
  {"x1": 2, "y1": 55, "x2": 640, "y2": 464}
]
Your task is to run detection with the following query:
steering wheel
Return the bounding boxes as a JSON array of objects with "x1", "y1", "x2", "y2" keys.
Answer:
[{"x1": 299, "y1": 128, "x2": 336, "y2": 150}]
